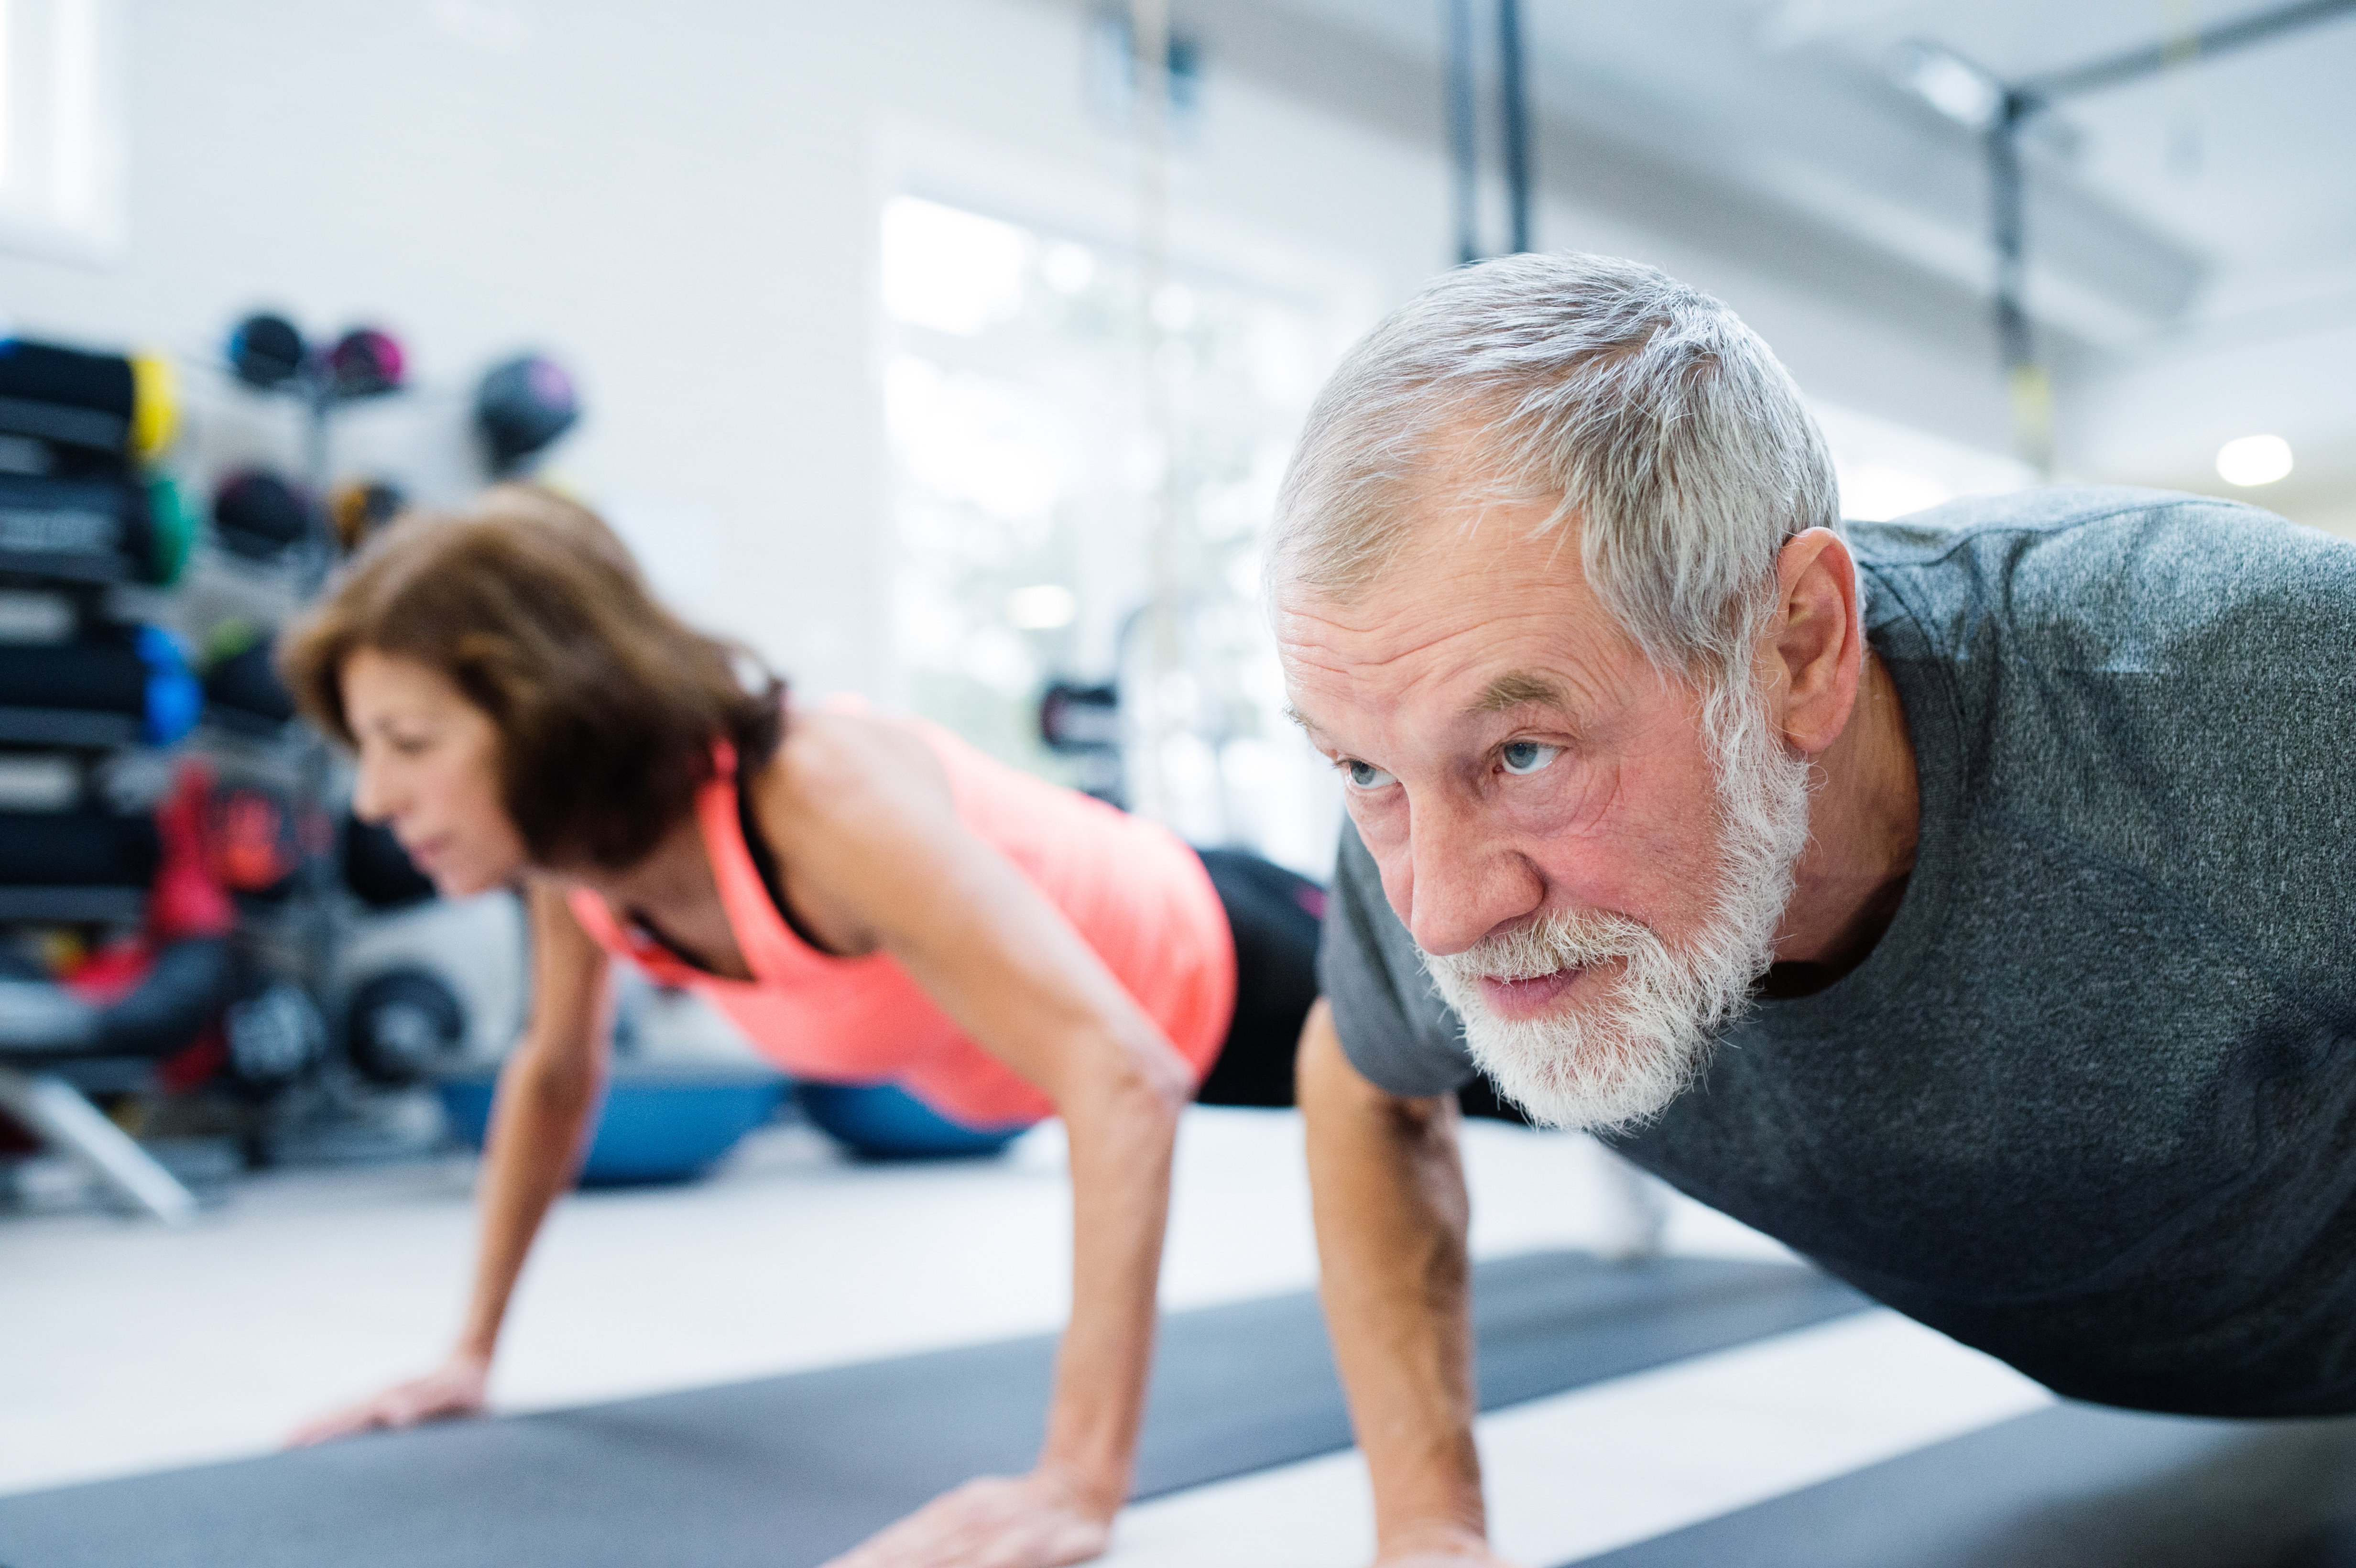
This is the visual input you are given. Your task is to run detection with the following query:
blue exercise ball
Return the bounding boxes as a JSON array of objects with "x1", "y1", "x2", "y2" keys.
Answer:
[{"x1": 795, "y1": 1081, "x2": 1031, "y2": 1161}]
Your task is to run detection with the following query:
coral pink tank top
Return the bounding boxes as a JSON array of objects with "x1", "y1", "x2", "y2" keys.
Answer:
[{"x1": 567, "y1": 716, "x2": 1237, "y2": 1129}]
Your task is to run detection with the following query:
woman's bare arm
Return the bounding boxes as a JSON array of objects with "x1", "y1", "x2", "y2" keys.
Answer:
[
  {"x1": 775, "y1": 722, "x2": 1192, "y2": 1567},
  {"x1": 290, "y1": 880, "x2": 610, "y2": 1443}
]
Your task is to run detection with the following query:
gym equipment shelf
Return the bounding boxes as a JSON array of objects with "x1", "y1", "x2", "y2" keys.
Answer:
[
  {"x1": 0, "y1": 705, "x2": 143, "y2": 749},
  {"x1": 0, "y1": 887, "x2": 149, "y2": 924}
]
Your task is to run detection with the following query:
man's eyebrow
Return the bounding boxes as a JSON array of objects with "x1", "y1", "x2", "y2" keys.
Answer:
[
  {"x1": 1470, "y1": 670, "x2": 1572, "y2": 715},
  {"x1": 1282, "y1": 703, "x2": 1322, "y2": 739}
]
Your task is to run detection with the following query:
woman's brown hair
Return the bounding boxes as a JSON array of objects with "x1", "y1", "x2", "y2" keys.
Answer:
[{"x1": 280, "y1": 485, "x2": 783, "y2": 871}]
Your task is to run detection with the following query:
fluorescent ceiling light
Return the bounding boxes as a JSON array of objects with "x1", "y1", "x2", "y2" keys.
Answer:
[
  {"x1": 2215, "y1": 435, "x2": 2293, "y2": 487},
  {"x1": 1890, "y1": 39, "x2": 2005, "y2": 131},
  {"x1": 1005, "y1": 583, "x2": 1078, "y2": 630}
]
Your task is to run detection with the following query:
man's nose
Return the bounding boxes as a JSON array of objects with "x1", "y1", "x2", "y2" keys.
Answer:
[{"x1": 1403, "y1": 794, "x2": 1543, "y2": 958}]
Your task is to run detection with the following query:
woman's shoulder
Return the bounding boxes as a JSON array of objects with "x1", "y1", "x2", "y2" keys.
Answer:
[{"x1": 759, "y1": 708, "x2": 951, "y2": 838}]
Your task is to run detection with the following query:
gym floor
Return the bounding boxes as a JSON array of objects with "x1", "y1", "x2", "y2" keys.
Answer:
[{"x1": 0, "y1": 1107, "x2": 2050, "y2": 1563}]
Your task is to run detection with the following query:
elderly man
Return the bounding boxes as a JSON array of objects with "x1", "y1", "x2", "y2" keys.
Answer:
[{"x1": 1275, "y1": 251, "x2": 2356, "y2": 1565}]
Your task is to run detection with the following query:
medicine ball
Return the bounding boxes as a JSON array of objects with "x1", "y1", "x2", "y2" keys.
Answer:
[
  {"x1": 206, "y1": 783, "x2": 310, "y2": 899},
  {"x1": 212, "y1": 469, "x2": 309, "y2": 560},
  {"x1": 342, "y1": 814, "x2": 436, "y2": 910},
  {"x1": 228, "y1": 313, "x2": 307, "y2": 390},
  {"x1": 327, "y1": 478, "x2": 406, "y2": 553},
  {"x1": 204, "y1": 637, "x2": 295, "y2": 734},
  {"x1": 327, "y1": 327, "x2": 405, "y2": 400},
  {"x1": 345, "y1": 968, "x2": 467, "y2": 1087},
  {"x1": 474, "y1": 354, "x2": 578, "y2": 471}
]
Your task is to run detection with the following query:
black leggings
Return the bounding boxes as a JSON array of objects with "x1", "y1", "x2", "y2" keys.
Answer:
[
  {"x1": 1193, "y1": 848, "x2": 1327, "y2": 1108},
  {"x1": 1190, "y1": 847, "x2": 1532, "y2": 1125}
]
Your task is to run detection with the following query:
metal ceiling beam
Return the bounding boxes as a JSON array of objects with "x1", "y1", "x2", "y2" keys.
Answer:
[{"x1": 2020, "y1": 0, "x2": 2356, "y2": 105}]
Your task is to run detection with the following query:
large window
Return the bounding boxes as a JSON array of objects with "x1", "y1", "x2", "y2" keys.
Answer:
[
  {"x1": 0, "y1": 0, "x2": 124, "y2": 263},
  {"x1": 880, "y1": 194, "x2": 1344, "y2": 877}
]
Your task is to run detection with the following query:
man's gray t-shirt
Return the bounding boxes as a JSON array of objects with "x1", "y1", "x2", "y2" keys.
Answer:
[{"x1": 1318, "y1": 487, "x2": 2356, "y2": 1417}]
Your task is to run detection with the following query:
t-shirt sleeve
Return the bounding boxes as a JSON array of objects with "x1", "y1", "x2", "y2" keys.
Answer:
[{"x1": 1315, "y1": 819, "x2": 1477, "y2": 1096}]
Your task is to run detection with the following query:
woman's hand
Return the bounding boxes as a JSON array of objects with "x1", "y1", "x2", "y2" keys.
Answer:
[
  {"x1": 820, "y1": 1469, "x2": 1114, "y2": 1568},
  {"x1": 284, "y1": 1350, "x2": 491, "y2": 1447}
]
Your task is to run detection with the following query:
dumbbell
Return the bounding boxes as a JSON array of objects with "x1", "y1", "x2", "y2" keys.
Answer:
[
  {"x1": 344, "y1": 968, "x2": 467, "y2": 1086},
  {"x1": 0, "y1": 623, "x2": 202, "y2": 745},
  {"x1": 475, "y1": 353, "x2": 578, "y2": 472}
]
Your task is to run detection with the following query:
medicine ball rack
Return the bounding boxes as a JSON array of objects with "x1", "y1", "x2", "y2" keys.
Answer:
[{"x1": 0, "y1": 317, "x2": 426, "y2": 1218}]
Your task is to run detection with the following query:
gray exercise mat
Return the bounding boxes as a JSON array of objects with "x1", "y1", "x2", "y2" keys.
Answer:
[
  {"x1": 0, "y1": 1251, "x2": 1858, "y2": 1568},
  {"x1": 1567, "y1": 1402, "x2": 2356, "y2": 1568}
]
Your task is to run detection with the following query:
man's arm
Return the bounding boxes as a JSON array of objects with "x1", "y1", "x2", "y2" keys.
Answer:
[{"x1": 1301, "y1": 1001, "x2": 1513, "y2": 1566}]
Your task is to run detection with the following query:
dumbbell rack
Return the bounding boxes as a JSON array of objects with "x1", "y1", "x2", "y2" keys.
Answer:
[{"x1": 0, "y1": 344, "x2": 206, "y2": 1220}]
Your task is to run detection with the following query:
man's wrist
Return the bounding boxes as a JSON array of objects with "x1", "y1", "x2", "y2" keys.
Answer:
[
  {"x1": 1032, "y1": 1449, "x2": 1128, "y2": 1520},
  {"x1": 1378, "y1": 1518, "x2": 1492, "y2": 1560}
]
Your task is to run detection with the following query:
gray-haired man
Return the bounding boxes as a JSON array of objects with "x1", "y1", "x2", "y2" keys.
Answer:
[{"x1": 1275, "y1": 252, "x2": 2356, "y2": 1565}]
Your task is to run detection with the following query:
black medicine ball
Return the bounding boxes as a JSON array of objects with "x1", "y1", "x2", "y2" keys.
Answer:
[{"x1": 474, "y1": 354, "x2": 579, "y2": 471}]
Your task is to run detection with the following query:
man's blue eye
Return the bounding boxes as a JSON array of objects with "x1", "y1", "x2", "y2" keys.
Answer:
[
  {"x1": 1500, "y1": 740, "x2": 1561, "y2": 775},
  {"x1": 1345, "y1": 760, "x2": 1396, "y2": 789}
]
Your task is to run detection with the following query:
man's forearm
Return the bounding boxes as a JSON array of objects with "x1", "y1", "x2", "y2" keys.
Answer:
[{"x1": 1300, "y1": 1002, "x2": 1487, "y2": 1554}]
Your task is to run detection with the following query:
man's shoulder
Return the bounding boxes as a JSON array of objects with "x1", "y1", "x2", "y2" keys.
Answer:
[
  {"x1": 1850, "y1": 485, "x2": 2356, "y2": 1012},
  {"x1": 1850, "y1": 486, "x2": 2356, "y2": 681}
]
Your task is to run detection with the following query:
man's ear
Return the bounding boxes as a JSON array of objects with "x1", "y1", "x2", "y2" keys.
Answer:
[{"x1": 1763, "y1": 528, "x2": 1863, "y2": 758}]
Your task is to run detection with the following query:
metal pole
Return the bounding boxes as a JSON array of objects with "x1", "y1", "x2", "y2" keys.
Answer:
[
  {"x1": 1446, "y1": 0, "x2": 1481, "y2": 264},
  {"x1": 1987, "y1": 93, "x2": 2051, "y2": 476},
  {"x1": 1498, "y1": 0, "x2": 1533, "y2": 254},
  {"x1": 1129, "y1": 0, "x2": 1179, "y2": 828},
  {"x1": 2020, "y1": 0, "x2": 2355, "y2": 101}
]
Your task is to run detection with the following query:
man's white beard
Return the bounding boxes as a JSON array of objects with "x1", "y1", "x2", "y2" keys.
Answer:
[{"x1": 1419, "y1": 682, "x2": 1814, "y2": 1133}]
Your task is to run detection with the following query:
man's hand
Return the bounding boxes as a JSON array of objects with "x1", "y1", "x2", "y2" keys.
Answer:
[
  {"x1": 820, "y1": 1470, "x2": 1113, "y2": 1568},
  {"x1": 284, "y1": 1351, "x2": 491, "y2": 1446}
]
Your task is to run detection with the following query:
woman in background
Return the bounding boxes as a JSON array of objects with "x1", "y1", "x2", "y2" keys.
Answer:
[{"x1": 280, "y1": 487, "x2": 1322, "y2": 1568}]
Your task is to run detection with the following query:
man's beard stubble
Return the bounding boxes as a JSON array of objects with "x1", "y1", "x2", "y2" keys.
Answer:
[{"x1": 1418, "y1": 683, "x2": 1814, "y2": 1134}]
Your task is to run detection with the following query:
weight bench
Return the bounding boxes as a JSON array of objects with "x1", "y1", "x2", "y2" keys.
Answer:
[{"x1": 0, "y1": 977, "x2": 203, "y2": 1222}]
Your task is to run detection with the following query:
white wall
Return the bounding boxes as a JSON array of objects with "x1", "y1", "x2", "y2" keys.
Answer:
[{"x1": 0, "y1": 0, "x2": 2028, "y2": 697}]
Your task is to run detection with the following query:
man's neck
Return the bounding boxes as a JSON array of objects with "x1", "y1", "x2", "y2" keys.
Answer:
[{"x1": 1766, "y1": 649, "x2": 1920, "y2": 992}]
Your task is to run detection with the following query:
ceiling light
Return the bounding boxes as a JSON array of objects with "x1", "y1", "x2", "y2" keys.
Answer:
[
  {"x1": 1890, "y1": 40, "x2": 2005, "y2": 131},
  {"x1": 1005, "y1": 584, "x2": 1078, "y2": 630},
  {"x1": 2215, "y1": 435, "x2": 2293, "y2": 487}
]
